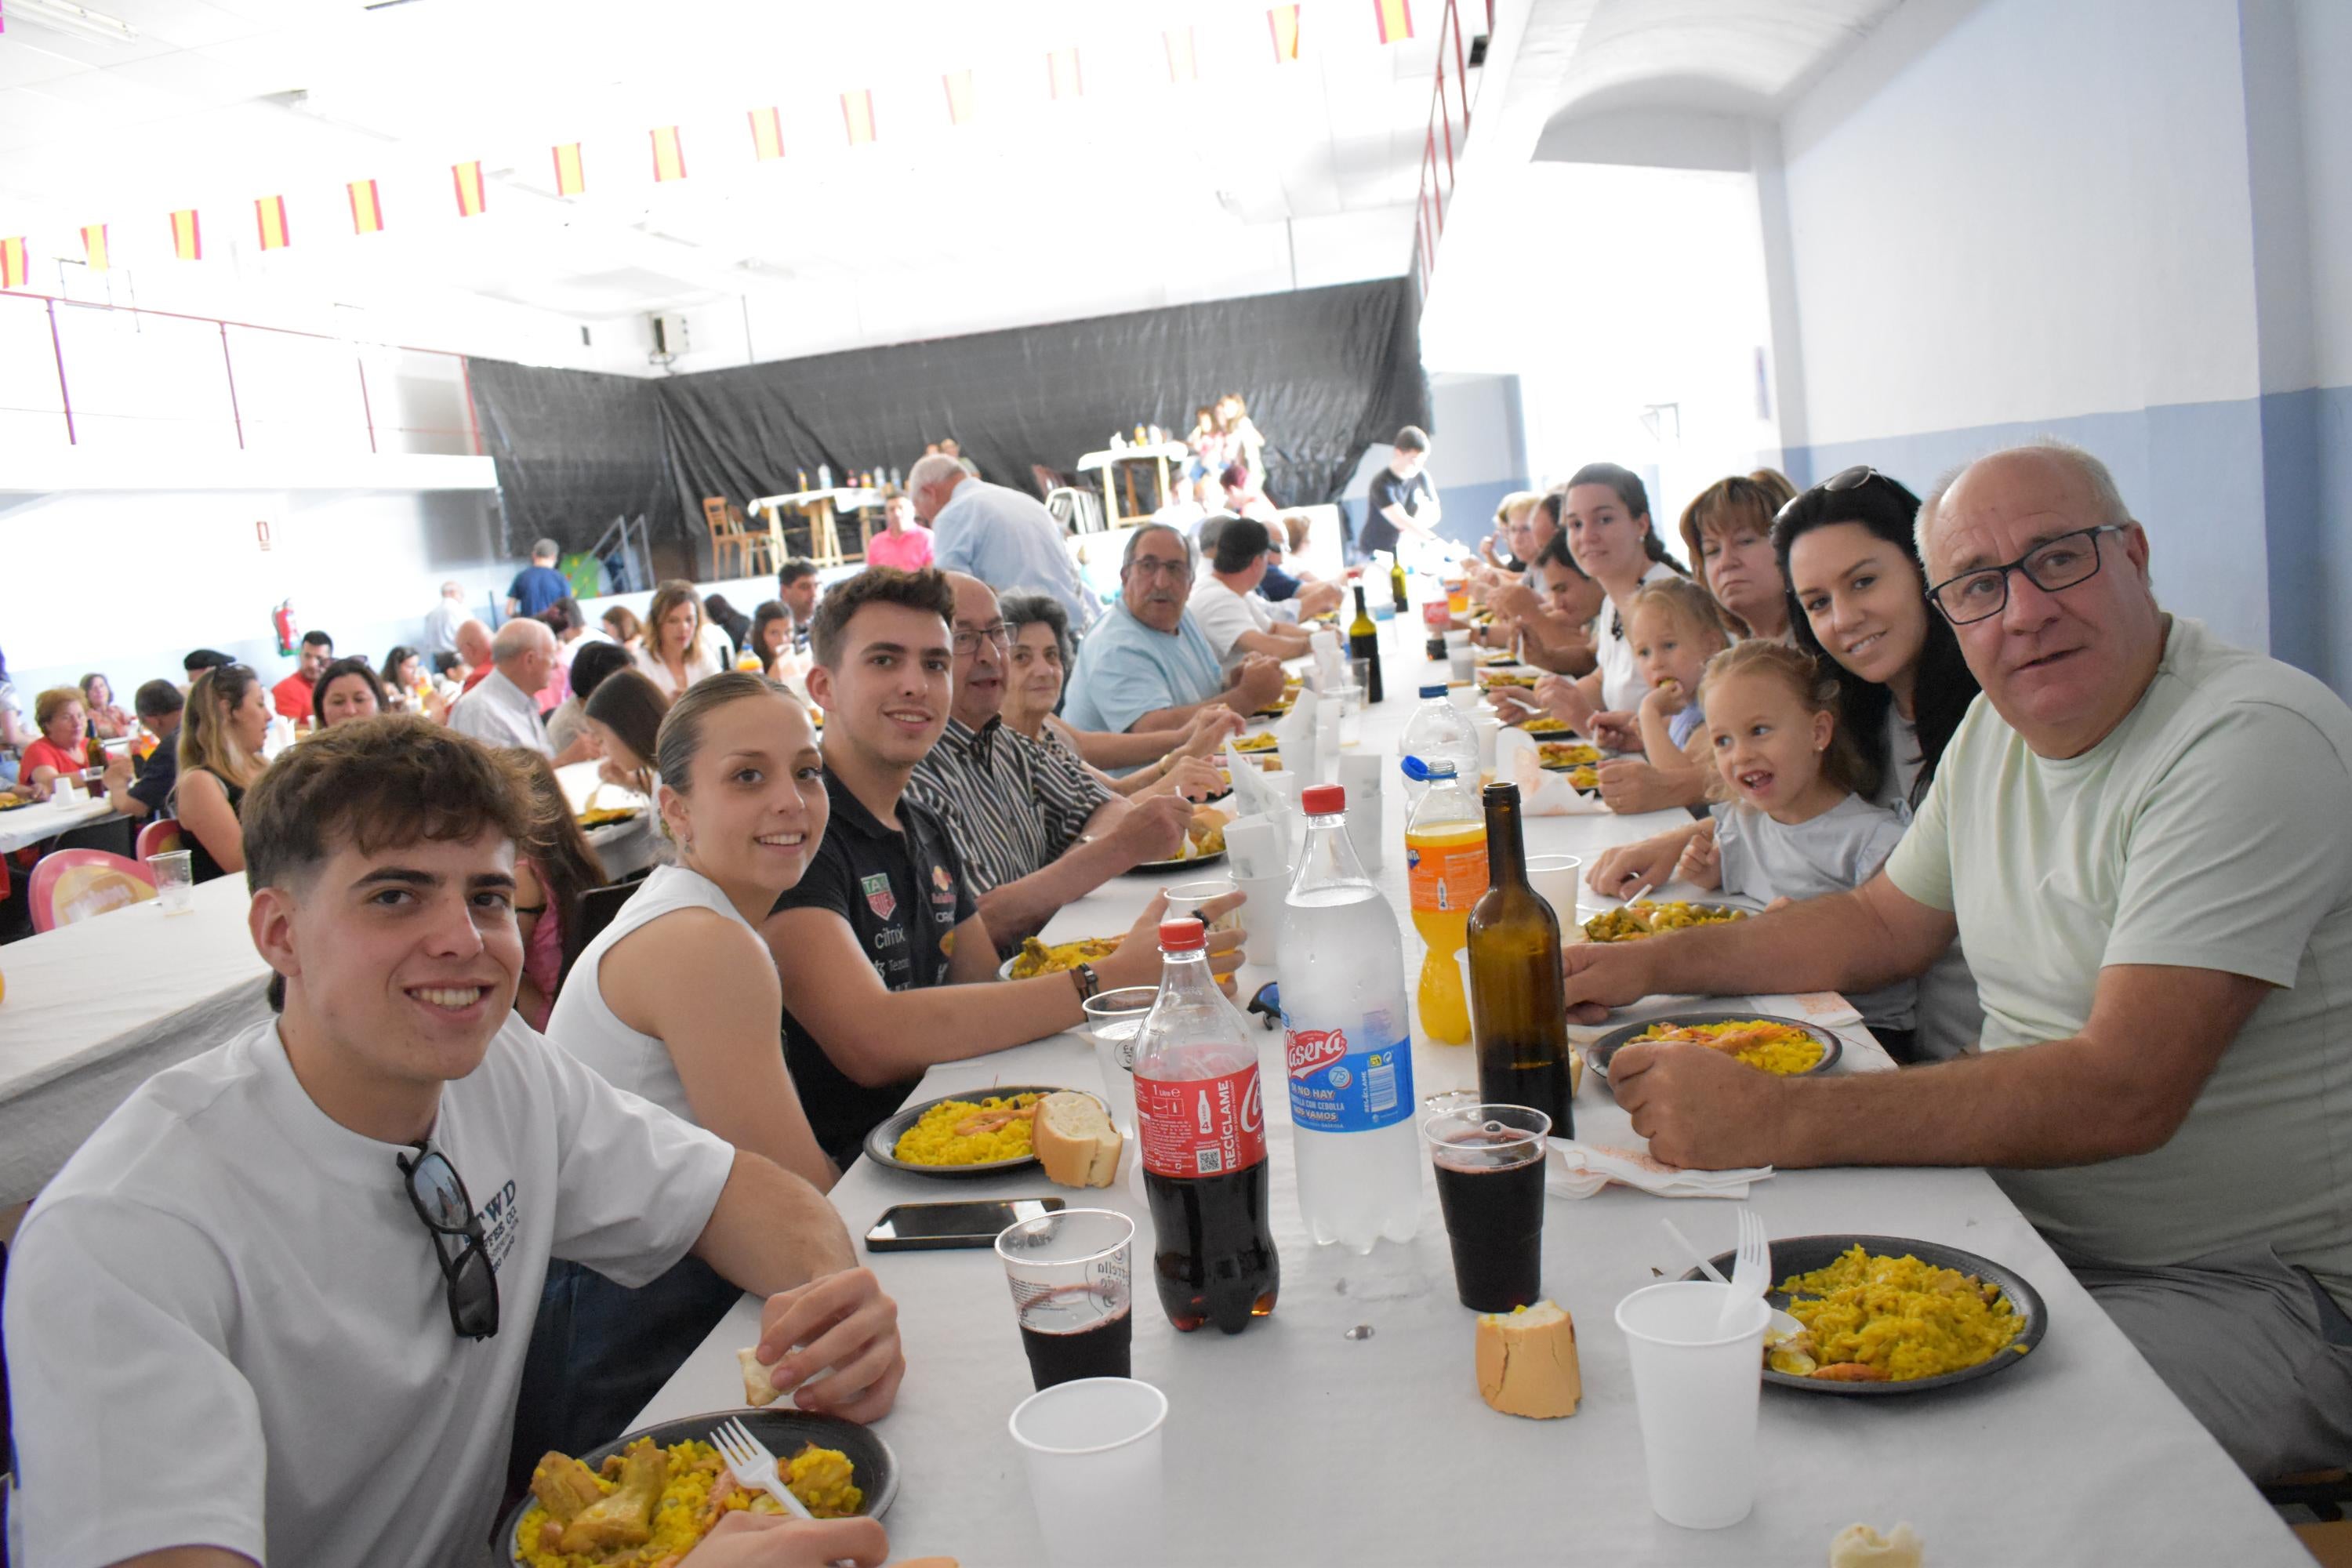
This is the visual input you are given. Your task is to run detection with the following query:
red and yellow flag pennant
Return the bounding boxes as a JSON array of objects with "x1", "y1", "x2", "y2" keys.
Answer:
[
  {"x1": 1269, "y1": 4, "x2": 1302, "y2": 61},
  {"x1": 942, "y1": 69, "x2": 975, "y2": 126},
  {"x1": 1374, "y1": 0, "x2": 1412, "y2": 43},
  {"x1": 1, "y1": 237, "x2": 27, "y2": 291},
  {"x1": 256, "y1": 194, "x2": 290, "y2": 251},
  {"x1": 748, "y1": 107, "x2": 785, "y2": 162},
  {"x1": 452, "y1": 160, "x2": 487, "y2": 217},
  {"x1": 81, "y1": 223, "x2": 109, "y2": 272},
  {"x1": 347, "y1": 179, "x2": 384, "y2": 235},
  {"x1": 1165, "y1": 27, "x2": 1198, "y2": 83},
  {"x1": 651, "y1": 125, "x2": 687, "y2": 183},
  {"x1": 1047, "y1": 46, "x2": 1081, "y2": 100},
  {"x1": 170, "y1": 208, "x2": 201, "y2": 261},
  {"x1": 552, "y1": 142, "x2": 586, "y2": 196},
  {"x1": 841, "y1": 89, "x2": 876, "y2": 146}
]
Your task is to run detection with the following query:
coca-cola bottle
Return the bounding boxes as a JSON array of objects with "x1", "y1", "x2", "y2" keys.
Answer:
[{"x1": 1133, "y1": 917, "x2": 1280, "y2": 1334}]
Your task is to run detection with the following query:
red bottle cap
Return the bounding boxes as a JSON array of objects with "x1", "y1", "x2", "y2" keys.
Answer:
[
  {"x1": 1300, "y1": 784, "x2": 1345, "y2": 815},
  {"x1": 1158, "y1": 917, "x2": 1207, "y2": 951}
]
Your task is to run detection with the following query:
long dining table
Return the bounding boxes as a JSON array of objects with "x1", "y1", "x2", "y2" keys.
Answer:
[{"x1": 629, "y1": 635, "x2": 2307, "y2": 1568}]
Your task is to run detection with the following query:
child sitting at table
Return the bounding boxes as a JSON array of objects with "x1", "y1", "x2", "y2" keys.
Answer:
[
  {"x1": 494, "y1": 747, "x2": 608, "y2": 1031},
  {"x1": 1628, "y1": 577, "x2": 1733, "y2": 776},
  {"x1": 1675, "y1": 639, "x2": 1917, "y2": 1056}
]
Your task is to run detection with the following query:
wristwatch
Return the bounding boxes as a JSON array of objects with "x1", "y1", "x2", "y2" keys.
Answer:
[{"x1": 1070, "y1": 961, "x2": 1102, "y2": 1004}]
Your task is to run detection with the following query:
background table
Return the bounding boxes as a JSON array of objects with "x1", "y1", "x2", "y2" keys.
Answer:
[
  {"x1": 0, "y1": 875, "x2": 269, "y2": 1206},
  {"x1": 636, "y1": 640, "x2": 2305, "y2": 1567},
  {"x1": 0, "y1": 789, "x2": 118, "y2": 855}
]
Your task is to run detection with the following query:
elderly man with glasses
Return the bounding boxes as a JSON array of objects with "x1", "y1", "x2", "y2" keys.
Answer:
[
  {"x1": 906, "y1": 572, "x2": 1199, "y2": 950},
  {"x1": 1062, "y1": 523, "x2": 1288, "y2": 735},
  {"x1": 1559, "y1": 440, "x2": 2352, "y2": 1482}
]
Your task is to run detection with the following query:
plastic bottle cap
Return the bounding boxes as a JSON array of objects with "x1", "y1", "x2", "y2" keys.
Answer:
[
  {"x1": 1301, "y1": 784, "x2": 1345, "y2": 814},
  {"x1": 1419, "y1": 684, "x2": 1447, "y2": 699},
  {"x1": 1158, "y1": 917, "x2": 1207, "y2": 951},
  {"x1": 1399, "y1": 755, "x2": 1457, "y2": 782}
]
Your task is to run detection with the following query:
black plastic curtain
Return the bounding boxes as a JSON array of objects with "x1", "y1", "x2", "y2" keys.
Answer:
[{"x1": 467, "y1": 275, "x2": 1426, "y2": 558}]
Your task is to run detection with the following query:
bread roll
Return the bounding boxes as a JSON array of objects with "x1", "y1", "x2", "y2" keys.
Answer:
[
  {"x1": 1828, "y1": 1523, "x2": 1922, "y2": 1567},
  {"x1": 1033, "y1": 1091, "x2": 1121, "y2": 1188},
  {"x1": 1475, "y1": 1299, "x2": 1581, "y2": 1418}
]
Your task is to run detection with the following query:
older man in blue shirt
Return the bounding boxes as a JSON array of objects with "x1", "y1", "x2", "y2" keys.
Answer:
[
  {"x1": 1064, "y1": 524, "x2": 1289, "y2": 735},
  {"x1": 908, "y1": 455, "x2": 1100, "y2": 633}
]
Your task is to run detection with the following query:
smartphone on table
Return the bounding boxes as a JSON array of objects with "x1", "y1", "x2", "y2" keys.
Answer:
[{"x1": 866, "y1": 1196, "x2": 1066, "y2": 1252}]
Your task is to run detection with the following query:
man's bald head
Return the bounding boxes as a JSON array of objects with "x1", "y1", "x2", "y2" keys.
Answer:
[
  {"x1": 492, "y1": 617, "x2": 558, "y2": 697},
  {"x1": 1918, "y1": 441, "x2": 2132, "y2": 580},
  {"x1": 455, "y1": 619, "x2": 493, "y2": 666}
]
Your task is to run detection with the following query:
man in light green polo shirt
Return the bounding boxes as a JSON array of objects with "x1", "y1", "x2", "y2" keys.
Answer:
[{"x1": 1559, "y1": 441, "x2": 2352, "y2": 1479}]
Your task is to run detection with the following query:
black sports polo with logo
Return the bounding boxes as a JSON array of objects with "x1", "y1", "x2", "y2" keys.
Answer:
[{"x1": 773, "y1": 768, "x2": 976, "y2": 1167}]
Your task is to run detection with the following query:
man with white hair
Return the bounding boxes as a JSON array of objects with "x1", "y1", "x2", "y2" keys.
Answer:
[
  {"x1": 907, "y1": 452, "x2": 1098, "y2": 633},
  {"x1": 424, "y1": 580, "x2": 469, "y2": 656},
  {"x1": 449, "y1": 618, "x2": 557, "y2": 757},
  {"x1": 1062, "y1": 523, "x2": 1287, "y2": 735},
  {"x1": 1559, "y1": 441, "x2": 2352, "y2": 1480}
]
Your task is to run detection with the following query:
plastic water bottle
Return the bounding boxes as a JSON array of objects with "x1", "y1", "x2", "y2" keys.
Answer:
[
  {"x1": 1398, "y1": 684, "x2": 1478, "y2": 793},
  {"x1": 1279, "y1": 783, "x2": 1422, "y2": 1253}
]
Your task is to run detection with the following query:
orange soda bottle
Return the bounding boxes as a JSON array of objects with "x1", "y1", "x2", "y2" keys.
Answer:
[{"x1": 1402, "y1": 758, "x2": 1486, "y2": 1045}]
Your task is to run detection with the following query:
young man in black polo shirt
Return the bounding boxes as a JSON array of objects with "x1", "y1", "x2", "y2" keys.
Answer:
[
  {"x1": 1360, "y1": 424, "x2": 1440, "y2": 560},
  {"x1": 762, "y1": 568, "x2": 1244, "y2": 1168}
]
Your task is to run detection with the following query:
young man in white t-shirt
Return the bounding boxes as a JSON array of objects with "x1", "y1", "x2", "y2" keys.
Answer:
[
  {"x1": 1186, "y1": 515, "x2": 1316, "y2": 673},
  {"x1": 2, "y1": 715, "x2": 902, "y2": 1568}
]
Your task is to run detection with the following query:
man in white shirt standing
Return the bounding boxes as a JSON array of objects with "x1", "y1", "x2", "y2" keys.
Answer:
[
  {"x1": 1186, "y1": 517, "x2": 1317, "y2": 674},
  {"x1": 2, "y1": 715, "x2": 904, "y2": 1568},
  {"x1": 450, "y1": 618, "x2": 559, "y2": 758},
  {"x1": 424, "y1": 579, "x2": 470, "y2": 656},
  {"x1": 909, "y1": 453, "x2": 1100, "y2": 633}
]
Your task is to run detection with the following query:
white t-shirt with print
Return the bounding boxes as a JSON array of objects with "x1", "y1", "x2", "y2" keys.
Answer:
[
  {"x1": 3, "y1": 1015, "x2": 735, "y2": 1568},
  {"x1": 1188, "y1": 575, "x2": 1276, "y2": 672},
  {"x1": 1593, "y1": 561, "x2": 1677, "y2": 712},
  {"x1": 1886, "y1": 616, "x2": 2352, "y2": 1301}
]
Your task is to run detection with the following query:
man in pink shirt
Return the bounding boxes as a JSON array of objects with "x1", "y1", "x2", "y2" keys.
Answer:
[{"x1": 863, "y1": 495, "x2": 935, "y2": 572}]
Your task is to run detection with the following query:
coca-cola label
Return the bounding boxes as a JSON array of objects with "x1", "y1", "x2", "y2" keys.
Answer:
[
  {"x1": 1283, "y1": 1006, "x2": 1413, "y2": 1134},
  {"x1": 1136, "y1": 1064, "x2": 1266, "y2": 1178}
]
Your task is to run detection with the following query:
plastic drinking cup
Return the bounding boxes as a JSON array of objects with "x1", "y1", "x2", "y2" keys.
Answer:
[
  {"x1": 1449, "y1": 647, "x2": 1477, "y2": 684},
  {"x1": 1524, "y1": 855, "x2": 1584, "y2": 935},
  {"x1": 1230, "y1": 871, "x2": 1289, "y2": 963},
  {"x1": 1009, "y1": 1377, "x2": 1168, "y2": 1568},
  {"x1": 1614, "y1": 1280, "x2": 1771, "y2": 1529},
  {"x1": 1422, "y1": 1105, "x2": 1550, "y2": 1311},
  {"x1": 996, "y1": 1210, "x2": 1136, "y2": 1392},
  {"x1": 1162, "y1": 876, "x2": 1238, "y2": 934},
  {"x1": 146, "y1": 849, "x2": 194, "y2": 915},
  {"x1": 1080, "y1": 987, "x2": 1156, "y2": 1140}
]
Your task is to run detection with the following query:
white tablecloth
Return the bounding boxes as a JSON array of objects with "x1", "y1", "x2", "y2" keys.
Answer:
[
  {"x1": 0, "y1": 875, "x2": 270, "y2": 1206},
  {"x1": 633, "y1": 647, "x2": 2304, "y2": 1567},
  {"x1": 0, "y1": 791, "x2": 117, "y2": 855}
]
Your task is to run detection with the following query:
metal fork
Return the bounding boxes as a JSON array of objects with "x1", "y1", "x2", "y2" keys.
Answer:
[{"x1": 1718, "y1": 1207, "x2": 1769, "y2": 1331}]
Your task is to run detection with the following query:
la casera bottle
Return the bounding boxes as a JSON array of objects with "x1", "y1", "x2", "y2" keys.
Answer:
[{"x1": 1465, "y1": 782, "x2": 1574, "y2": 1136}]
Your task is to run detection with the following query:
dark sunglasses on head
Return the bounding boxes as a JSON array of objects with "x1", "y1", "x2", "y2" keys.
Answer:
[
  {"x1": 396, "y1": 1141, "x2": 501, "y2": 1340},
  {"x1": 1777, "y1": 463, "x2": 1892, "y2": 528}
]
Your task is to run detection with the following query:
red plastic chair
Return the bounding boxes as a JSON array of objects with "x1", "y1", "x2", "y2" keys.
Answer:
[
  {"x1": 135, "y1": 817, "x2": 183, "y2": 861},
  {"x1": 27, "y1": 849, "x2": 157, "y2": 933}
]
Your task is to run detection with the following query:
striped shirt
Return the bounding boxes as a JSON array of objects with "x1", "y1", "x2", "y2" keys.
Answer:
[{"x1": 906, "y1": 716, "x2": 1113, "y2": 896}]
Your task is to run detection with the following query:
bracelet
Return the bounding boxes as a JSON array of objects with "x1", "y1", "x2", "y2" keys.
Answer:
[{"x1": 1070, "y1": 962, "x2": 1102, "y2": 1004}]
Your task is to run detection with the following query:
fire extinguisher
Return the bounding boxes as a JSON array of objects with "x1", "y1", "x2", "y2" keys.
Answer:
[{"x1": 273, "y1": 600, "x2": 299, "y2": 657}]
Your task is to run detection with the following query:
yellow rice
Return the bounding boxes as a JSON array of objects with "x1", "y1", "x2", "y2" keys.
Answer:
[
  {"x1": 1777, "y1": 1245, "x2": 2026, "y2": 1381},
  {"x1": 514, "y1": 1439, "x2": 861, "y2": 1567},
  {"x1": 1635, "y1": 1018, "x2": 1824, "y2": 1076},
  {"x1": 1583, "y1": 901, "x2": 1749, "y2": 942},
  {"x1": 891, "y1": 1092, "x2": 1042, "y2": 1165}
]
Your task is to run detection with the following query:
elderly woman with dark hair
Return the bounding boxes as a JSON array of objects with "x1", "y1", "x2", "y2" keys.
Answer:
[{"x1": 996, "y1": 593, "x2": 1233, "y2": 800}]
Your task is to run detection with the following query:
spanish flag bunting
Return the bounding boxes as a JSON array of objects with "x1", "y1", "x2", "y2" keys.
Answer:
[
  {"x1": 748, "y1": 106, "x2": 785, "y2": 162},
  {"x1": 347, "y1": 178, "x2": 384, "y2": 235},
  {"x1": 1374, "y1": 0, "x2": 1412, "y2": 43},
  {"x1": 942, "y1": 69, "x2": 975, "y2": 126},
  {"x1": 170, "y1": 208, "x2": 201, "y2": 261},
  {"x1": 82, "y1": 223, "x2": 109, "y2": 272},
  {"x1": 1, "y1": 237, "x2": 27, "y2": 291},
  {"x1": 1165, "y1": 27, "x2": 1197, "y2": 83},
  {"x1": 256, "y1": 194, "x2": 290, "y2": 251},
  {"x1": 452, "y1": 160, "x2": 487, "y2": 217},
  {"x1": 1269, "y1": 4, "x2": 1301, "y2": 61},
  {"x1": 651, "y1": 125, "x2": 687, "y2": 183},
  {"x1": 841, "y1": 89, "x2": 876, "y2": 146},
  {"x1": 1047, "y1": 46, "x2": 1081, "y2": 100},
  {"x1": 552, "y1": 141, "x2": 585, "y2": 196}
]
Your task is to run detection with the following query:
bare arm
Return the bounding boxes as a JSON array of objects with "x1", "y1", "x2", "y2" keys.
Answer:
[
  {"x1": 972, "y1": 793, "x2": 1189, "y2": 949},
  {"x1": 176, "y1": 769, "x2": 246, "y2": 874},
  {"x1": 1061, "y1": 720, "x2": 1193, "y2": 769},
  {"x1": 601, "y1": 911, "x2": 837, "y2": 1190},
  {"x1": 1584, "y1": 818, "x2": 1710, "y2": 899},
  {"x1": 1612, "y1": 964, "x2": 2269, "y2": 1171},
  {"x1": 103, "y1": 754, "x2": 153, "y2": 820},
  {"x1": 1380, "y1": 502, "x2": 1434, "y2": 543}
]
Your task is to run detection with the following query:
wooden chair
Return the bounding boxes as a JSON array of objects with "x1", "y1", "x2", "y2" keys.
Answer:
[
  {"x1": 700, "y1": 497, "x2": 768, "y2": 577},
  {"x1": 135, "y1": 817, "x2": 183, "y2": 861},
  {"x1": 27, "y1": 848, "x2": 156, "y2": 932}
]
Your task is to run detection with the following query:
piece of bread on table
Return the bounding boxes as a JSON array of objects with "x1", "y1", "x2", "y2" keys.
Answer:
[
  {"x1": 1033, "y1": 1091, "x2": 1121, "y2": 1187},
  {"x1": 735, "y1": 1346, "x2": 781, "y2": 1408},
  {"x1": 1828, "y1": 1524, "x2": 1922, "y2": 1568},
  {"x1": 1475, "y1": 1300, "x2": 1581, "y2": 1418}
]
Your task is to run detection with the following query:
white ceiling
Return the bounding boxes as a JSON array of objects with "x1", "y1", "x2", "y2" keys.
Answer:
[{"x1": 0, "y1": 0, "x2": 1450, "y2": 338}]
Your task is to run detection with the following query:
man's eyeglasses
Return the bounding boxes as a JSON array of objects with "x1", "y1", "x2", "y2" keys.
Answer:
[
  {"x1": 952, "y1": 623, "x2": 1011, "y2": 655},
  {"x1": 1926, "y1": 525, "x2": 2126, "y2": 625},
  {"x1": 397, "y1": 1141, "x2": 501, "y2": 1340},
  {"x1": 1127, "y1": 557, "x2": 1189, "y2": 580}
]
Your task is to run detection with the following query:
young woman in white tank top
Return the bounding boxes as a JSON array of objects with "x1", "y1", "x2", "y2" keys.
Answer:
[{"x1": 517, "y1": 671, "x2": 834, "y2": 1469}]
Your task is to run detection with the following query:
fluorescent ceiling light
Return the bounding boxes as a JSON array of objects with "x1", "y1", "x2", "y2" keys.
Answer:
[{"x1": 5, "y1": 0, "x2": 140, "y2": 44}]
